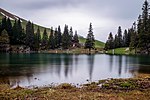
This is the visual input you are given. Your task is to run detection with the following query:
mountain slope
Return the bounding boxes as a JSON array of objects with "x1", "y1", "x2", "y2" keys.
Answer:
[
  {"x1": 0, "y1": 8, "x2": 105, "y2": 48},
  {"x1": 0, "y1": 8, "x2": 50, "y2": 34}
]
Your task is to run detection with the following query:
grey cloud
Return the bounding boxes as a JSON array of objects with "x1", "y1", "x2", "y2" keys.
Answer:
[{"x1": 0, "y1": 0, "x2": 145, "y2": 41}]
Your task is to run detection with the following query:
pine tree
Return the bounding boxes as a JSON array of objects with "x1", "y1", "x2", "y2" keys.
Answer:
[
  {"x1": 35, "y1": 27, "x2": 41, "y2": 50},
  {"x1": 17, "y1": 19, "x2": 25, "y2": 44},
  {"x1": 0, "y1": 29, "x2": 9, "y2": 44},
  {"x1": 105, "y1": 32, "x2": 114, "y2": 50},
  {"x1": 6, "y1": 18, "x2": 12, "y2": 38},
  {"x1": 54, "y1": 28, "x2": 59, "y2": 48},
  {"x1": 62, "y1": 25, "x2": 70, "y2": 49},
  {"x1": 73, "y1": 30, "x2": 79, "y2": 47},
  {"x1": 5, "y1": 18, "x2": 13, "y2": 44},
  {"x1": 42, "y1": 28, "x2": 48, "y2": 49},
  {"x1": 25, "y1": 21, "x2": 35, "y2": 50},
  {"x1": 12, "y1": 20, "x2": 18, "y2": 44},
  {"x1": 114, "y1": 34, "x2": 119, "y2": 48},
  {"x1": 73, "y1": 31, "x2": 79, "y2": 43},
  {"x1": 123, "y1": 29, "x2": 128, "y2": 47},
  {"x1": 57, "y1": 25, "x2": 62, "y2": 48},
  {"x1": 1, "y1": 16, "x2": 7, "y2": 33},
  {"x1": 0, "y1": 22, "x2": 2, "y2": 34},
  {"x1": 117, "y1": 26, "x2": 123, "y2": 47},
  {"x1": 139, "y1": 0, "x2": 150, "y2": 54},
  {"x1": 69, "y1": 27, "x2": 73, "y2": 47},
  {"x1": 48, "y1": 27, "x2": 55, "y2": 49},
  {"x1": 85, "y1": 23, "x2": 95, "y2": 51}
]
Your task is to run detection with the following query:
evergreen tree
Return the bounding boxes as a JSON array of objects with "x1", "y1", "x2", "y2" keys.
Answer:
[
  {"x1": 139, "y1": 0, "x2": 150, "y2": 54},
  {"x1": 1, "y1": 16, "x2": 7, "y2": 33},
  {"x1": 48, "y1": 27, "x2": 55, "y2": 49},
  {"x1": 85, "y1": 23, "x2": 95, "y2": 51},
  {"x1": 62, "y1": 25, "x2": 70, "y2": 49},
  {"x1": 73, "y1": 31, "x2": 79, "y2": 43},
  {"x1": 35, "y1": 27, "x2": 41, "y2": 50},
  {"x1": 6, "y1": 18, "x2": 12, "y2": 38},
  {"x1": 0, "y1": 29, "x2": 9, "y2": 44},
  {"x1": 69, "y1": 27, "x2": 73, "y2": 46},
  {"x1": 114, "y1": 34, "x2": 119, "y2": 48},
  {"x1": 0, "y1": 22, "x2": 2, "y2": 34},
  {"x1": 42, "y1": 28, "x2": 48, "y2": 49},
  {"x1": 127, "y1": 29, "x2": 131, "y2": 47},
  {"x1": 17, "y1": 19, "x2": 25, "y2": 44},
  {"x1": 105, "y1": 32, "x2": 114, "y2": 50},
  {"x1": 73, "y1": 30, "x2": 80, "y2": 47},
  {"x1": 25, "y1": 21, "x2": 35, "y2": 50},
  {"x1": 117, "y1": 26, "x2": 123, "y2": 47},
  {"x1": 54, "y1": 28, "x2": 59, "y2": 48},
  {"x1": 5, "y1": 18, "x2": 13, "y2": 44},
  {"x1": 57, "y1": 25, "x2": 62, "y2": 48},
  {"x1": 129, "y1": 26, "x2": 138, "y2": 53},
  {"x1": 12, "y1": 20, "x2": 18, "y2": 44},
  {"x1": 123, "y1": 29, "x2": 128, "y2": 47}
]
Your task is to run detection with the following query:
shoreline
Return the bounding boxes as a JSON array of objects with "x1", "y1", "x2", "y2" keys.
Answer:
[{"x1": 0, "y1": 74, "x2": 150, "y2": 99}]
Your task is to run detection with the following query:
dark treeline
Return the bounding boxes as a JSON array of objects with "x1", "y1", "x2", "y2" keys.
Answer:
[
  {"x1": 0, "y1": 17, "x2": 95, "y2": 52},
  {"x1": 105, "y1": 0, "x2": 150, "y2": 54}
]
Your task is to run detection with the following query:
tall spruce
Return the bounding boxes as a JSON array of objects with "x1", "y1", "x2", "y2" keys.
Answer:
[
  {"x1": 69, "y1": 27, "x2": 74, "y2": 46},
  {"x1": 73, "y1": 30, "x2": 80, "y2": 47},
  {"x1": 35, "y1": 27, "x2": 41, "y2": 50},
  {"x1": 105, "y1": 32, "x2": 114, "y2": 50},
  {"x1": 48, "y1": 27, "x2": 55, "y2": 49},
  {"x1": 117, "y1": 26, "x2": 123, "y2": 47},
  {"x1": 54, "y1": 28, "x2": 59, "y2": 48},
  {"x1": 42, "y1": 28, "x2": 48, "y2": 49},
  {"x1": 1, "y1": 16, "x2": 7, "y2": 33},
  {"x1": 0, "y1": 29, "x2": 9, "y2": 44},
  {"x1": 123, "y1": 29, "x2": 128, "y2": 47},
  {"x1": 12, "y1": 20, "x2": 18, "y2": 44},
  {"x1": 6, "y1": 18, "x2": 12, "y2": 37},
  {"x1": 25, "y1": 21, "x2": 35, "y2": 50},
  {"x1": 73, "y1": 31, "x2": 79, "y2": 44},
  {"x1": 85, "y1": 23, "x2": 95, "y2": 51},
  {"x1": 139, "y1": 0, "x2": 150, "y2": 54},
  {"x1": 57, "y1": 25, "x2": 62, "y2": 48},
  {"x1": 114, "y1": 34, "x2": 119, "y2": 48},
  {"x1": 6, "y1": 18, "x2": 13, "y2": 44},
  {"x1": 17, "y1": 19, "x2": 25, "y2": 44},
  {"x1": 0, "y1": 22, "x2": 2, "y2": 34},
  {"x1": 129, "y1": 26, "x2": 138, "y2": 54},
  {"x1": 62, "y1": 25, "x2": 70, "y2": 49}
]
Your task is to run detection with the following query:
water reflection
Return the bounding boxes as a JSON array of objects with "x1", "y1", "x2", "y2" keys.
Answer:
[
  {"x1": 87, "y1": 54, "x2": 95, "y2": 81},
  {"x1": 0, "y1": 54, "x2": 150, "y2": 87}
]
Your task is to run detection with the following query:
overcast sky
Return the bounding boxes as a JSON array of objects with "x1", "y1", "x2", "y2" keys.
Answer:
[{"x1": 0, "y1": 0, "x2": 144, "y2": 42}]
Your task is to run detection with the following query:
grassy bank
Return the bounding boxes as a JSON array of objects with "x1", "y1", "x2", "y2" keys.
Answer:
[
  {"x1": 45, "y1": 48, "x2": 103, "y2": 54},
  {"x1": 106, "y1": 47, "x2": 135, "y2": 55},
  {"x1": 0, "y1": 74, "x2": 150, "y2": 100},
  {"x1": 79, "y1": 36, "x2": 105, "y2": 49}
]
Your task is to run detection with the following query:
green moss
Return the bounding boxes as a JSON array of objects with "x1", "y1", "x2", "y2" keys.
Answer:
[
  {"x1": 102, "y1": 83, "x2": 110, "y2": 87},
  {"x1": 120, "y1": 82, "x2": 134, "y2": 88}
]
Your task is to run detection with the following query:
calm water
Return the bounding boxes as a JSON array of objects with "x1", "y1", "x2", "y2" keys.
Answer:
[{"x1": 0, "y1": 53, "x2": 150, "y2": 87}]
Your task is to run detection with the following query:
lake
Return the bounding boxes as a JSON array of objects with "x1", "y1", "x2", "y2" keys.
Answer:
[{"x1": 0, "y1": 53, "x2": 150, "y2": 87}]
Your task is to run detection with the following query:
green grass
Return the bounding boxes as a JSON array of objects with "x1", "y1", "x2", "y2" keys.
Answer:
[
  {"x1": 79, "y1": 36, "x2": 105, "y2": 49},
  {"x1": 107, "y1": 47, "x2": 133, "y2": 55}
]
